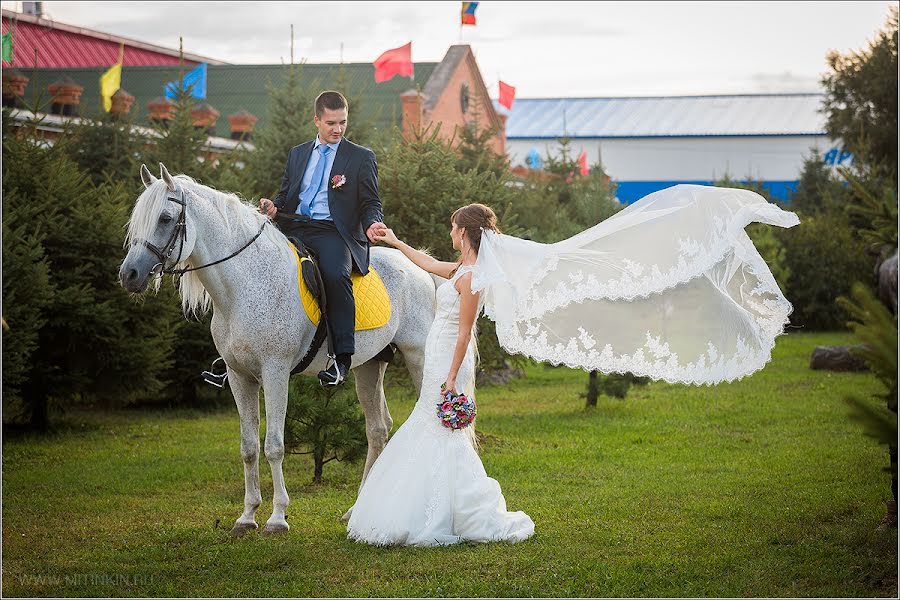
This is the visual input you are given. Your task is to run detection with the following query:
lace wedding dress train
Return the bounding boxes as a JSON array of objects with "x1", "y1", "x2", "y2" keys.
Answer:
[
  {"x1": 472, "y1": 184, "x2": 800, "y2": 385},
  {"x1": 346, "y1": 265, "x2": 535, "y2": 547}
]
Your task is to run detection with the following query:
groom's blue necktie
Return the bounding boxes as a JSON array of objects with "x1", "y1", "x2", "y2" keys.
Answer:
[{"x1": 299, "y1": 143, "x2": 331, "y2": 217}]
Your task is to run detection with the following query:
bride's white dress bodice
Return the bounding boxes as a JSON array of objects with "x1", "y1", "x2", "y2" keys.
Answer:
[{"x1": 346, "y1": 265, "x2": 535, "y2": 547}]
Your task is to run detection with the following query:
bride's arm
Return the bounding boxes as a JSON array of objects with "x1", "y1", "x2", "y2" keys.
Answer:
[
  {"x1": 372, "y1": 227, "x2": 458, "y2": 278},
  {"x1": 445, "y1": 272, "x2": 479, "y2": 395}
]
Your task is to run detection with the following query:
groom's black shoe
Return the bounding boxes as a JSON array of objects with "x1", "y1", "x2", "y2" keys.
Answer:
[{"x1": 318, "y1": 358, "x2": 350, "y2": 386}]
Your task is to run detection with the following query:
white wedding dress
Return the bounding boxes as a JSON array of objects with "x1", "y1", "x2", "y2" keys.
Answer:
[
  {"x1": 347, "y1": 265, "x2": 536, "y2": 547},
  {"x1": 347, "y1": 183, "x2": 798, "y2": 547}
]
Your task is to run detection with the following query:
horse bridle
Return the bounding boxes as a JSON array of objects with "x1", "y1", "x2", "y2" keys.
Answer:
[{"x1": 139, "y1": 187, "x2": 268, "y2": 277}]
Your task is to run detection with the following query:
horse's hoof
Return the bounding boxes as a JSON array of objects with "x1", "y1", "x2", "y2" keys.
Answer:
[
  {"x1": 228, "y1": 522, "x2": 258, "y2": 537},
  {"x1": 262, "y1": 523, "x2": 290, "y2": 536},
  {"x1": 339, "y1": 507, "x2": 353, "y2": 523}
]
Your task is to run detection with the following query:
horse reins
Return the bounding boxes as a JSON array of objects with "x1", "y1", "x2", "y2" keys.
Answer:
[{"x1": 140, "y1": 187, "x2": 268, "y2": 277}]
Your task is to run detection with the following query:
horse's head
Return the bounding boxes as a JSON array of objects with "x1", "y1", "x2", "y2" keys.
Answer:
[{"x1": 119, "y1": 163, "x2": 200, "y2": 293}]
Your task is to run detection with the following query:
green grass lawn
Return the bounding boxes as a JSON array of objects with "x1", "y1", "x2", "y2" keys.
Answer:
[{"x1": 2, "y1": 331, "x2": 896, "y2": 597}]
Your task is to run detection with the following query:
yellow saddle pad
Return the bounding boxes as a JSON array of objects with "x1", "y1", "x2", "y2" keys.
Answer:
[{"x1": 289, "y1": 243, "x2": 391, "y2": 331}]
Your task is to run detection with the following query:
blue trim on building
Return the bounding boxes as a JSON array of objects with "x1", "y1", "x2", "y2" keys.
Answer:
[
  {"x1": 509, "y1": 133, "x2": 827, "y2": 140},
  {"x1": 614, "y1": 180, "x2": 798, "y2": 204}
]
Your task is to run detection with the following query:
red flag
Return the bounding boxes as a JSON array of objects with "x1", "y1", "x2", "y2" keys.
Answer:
[
  {"x1": 498, "y1": 80, "x2": 515, "y2": 110},
  {"x1": 373, "y1": 42, "x2": 413, "y2": 83},
  {"x1": 578, "y1": 150, "x2": 589, "y2": 176}
]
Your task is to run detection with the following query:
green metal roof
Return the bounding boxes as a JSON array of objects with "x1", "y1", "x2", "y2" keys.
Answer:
[{"x1": 17, "y1": 62, "x2": 438, "y2": 137}]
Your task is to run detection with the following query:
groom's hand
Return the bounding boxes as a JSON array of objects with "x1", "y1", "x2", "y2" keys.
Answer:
[
  {"x1": 366, "y1": 221, "x2": 387, "y2": 243},
  {"x1": 259, "y1": 198, "x2": 276, "y2": 218}
]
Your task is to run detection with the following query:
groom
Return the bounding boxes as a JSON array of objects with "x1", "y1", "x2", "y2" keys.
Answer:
[{"x1": 260, "y1": 90, "x2": 387, "y2": 386}]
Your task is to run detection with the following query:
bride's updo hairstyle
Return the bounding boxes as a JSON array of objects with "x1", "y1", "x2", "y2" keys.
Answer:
[{"x1": 451, "y1": 203, "x2": 500, "y2": 253}]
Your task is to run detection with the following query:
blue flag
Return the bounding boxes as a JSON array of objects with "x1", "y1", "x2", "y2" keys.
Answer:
[{"x1": 164, "y1": 63, "x2": 207, "y2": 99}]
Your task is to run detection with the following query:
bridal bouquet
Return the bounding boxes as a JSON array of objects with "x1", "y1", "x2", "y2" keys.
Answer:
[{"x1": 437, "y1": 385, "x2": 477, "y2": 430}]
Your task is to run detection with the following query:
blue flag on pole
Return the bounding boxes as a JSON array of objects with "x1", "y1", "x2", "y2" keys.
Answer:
[{"x1": 164, "y1": 63, "x2": 207, "y2": 99}]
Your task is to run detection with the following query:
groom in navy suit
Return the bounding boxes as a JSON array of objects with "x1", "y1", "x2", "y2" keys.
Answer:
[{"x1": 260, "y1": 91, "x2": 387, "y2": 386}]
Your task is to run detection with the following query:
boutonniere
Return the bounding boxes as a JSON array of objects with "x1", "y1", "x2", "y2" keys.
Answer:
[{"x1": 331, "y1": 174, "x2": 346, "y2": 189}]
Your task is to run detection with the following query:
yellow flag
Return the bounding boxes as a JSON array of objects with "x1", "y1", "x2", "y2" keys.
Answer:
[{"x1": 100, "y1": 62, "x2": 121, "y2": 112}]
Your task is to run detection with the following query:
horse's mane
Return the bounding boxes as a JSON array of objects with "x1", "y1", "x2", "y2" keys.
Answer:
[{"x1": 126, "y1": 174, "x2": 291, "y2": 318}]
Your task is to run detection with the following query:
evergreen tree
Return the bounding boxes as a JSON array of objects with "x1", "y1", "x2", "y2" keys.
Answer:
[
  {"x1": 515, "y1": 140, "x2": 621, "y2": 243},
  {"x1": 144, "y1": 84, "x2": 214, "y2": 182},
  {"x1": 244, "y1": 64, "x2": 319, "y2": 199},
  {"x1": 1, "y1": 121, "x2": 176, "y2": 429},
  {"x1": 284, "y1": 374, "x2": 367, "y2": 483},
  {"x1": 378, "y1": 123, "x2": 517, "y2": 260},
  {"x1": 334, "y1": 63, "x2": 378, "y2": 148},
  {"x1": 2, "y1": 172, "x2": 53, "y2": 424},
  {"x1": 789, "y1": 149, "x2": 851, "y2": 216},
  {"x1": 777, "y1": 209, "x2": 872, "y2": 329},
  {"x1": 61, "y1": 112, "x2": 145, "y2": 189},
  {"x1": 137, "y1": 82, "x2": 230, "y2": 406},
  {"x1": 837, "y1": 282, "x2": 898, "y2": 516}
]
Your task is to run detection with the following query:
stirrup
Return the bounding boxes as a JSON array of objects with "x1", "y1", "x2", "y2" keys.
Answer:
[
  {"x1": 318, "y1": 354, "x2": 337, "y2": 387},
  {"x1": 201, "y1": 357, "x2": 229, "y2": 388}
]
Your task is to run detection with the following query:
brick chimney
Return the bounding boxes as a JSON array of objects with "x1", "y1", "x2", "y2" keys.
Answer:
[
  {"x1": 110, "y1": 88, "x2": 135, "y2": 117},
  {"x1": 400, "y1": 89, "x2": 426, "y2": 140},
  {"x1": 228, "y1": 109, "x2": 258, "y2": 141},
  {"x1": 147, "y1": 96, "x2": 177, "y2": 127},
  {"x1": 2, "y1": 68, "x2": 29, "y2": 108},
  {"x1": 191, "y1": 102, "x2": 220, "y2": 136},
  {"x1": 48, "y1": 76, "x2": 84, "y2": 116},
  {"x1": 496, "y1": 112, "x2": 508, "y2": 156}
]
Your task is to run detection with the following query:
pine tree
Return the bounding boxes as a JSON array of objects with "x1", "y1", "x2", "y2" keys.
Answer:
[
  {"x1": 284, "y1": 374, "x2": 367, "y2": 483},
  {"x1": 1, "y1": 119, "x2": 176, "y2": 429},
  {"x1": 244, "y1": 64, "x2": 319, "y2": 199},
  {"x1": 789, "y1": 149, "x2": 850, "y2": 216},
  {"x1": 144, "y1": 84, "x2": 213, "y2": 182},
  {"x1": 2, "y1": 176, "x2": 53, "y2": 425},
  {"x1": 61, "y1": 111, "x2": 146, "y2": 189},
  {"x1": 837, "y1": 282, "x2": 898, "y2": 507}
]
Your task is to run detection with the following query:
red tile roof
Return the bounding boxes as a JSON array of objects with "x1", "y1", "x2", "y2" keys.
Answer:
[{"x1": 1, "y1": 9, "x2": 225, "y2": 68}]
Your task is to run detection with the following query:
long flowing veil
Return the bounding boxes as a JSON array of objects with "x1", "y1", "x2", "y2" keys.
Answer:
[{"x1": 471, "y1": 184, "x2": 800, "y2": 385}]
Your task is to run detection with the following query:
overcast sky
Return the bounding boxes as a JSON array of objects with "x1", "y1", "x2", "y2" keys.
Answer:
[{"x1": 3, "y1": 1, "x2": 896, "y2": 97}]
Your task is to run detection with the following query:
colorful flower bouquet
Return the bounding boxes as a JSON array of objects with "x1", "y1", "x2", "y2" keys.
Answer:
[{"x1": 437, "y1": 384, "x2": 477, "y2": 430}]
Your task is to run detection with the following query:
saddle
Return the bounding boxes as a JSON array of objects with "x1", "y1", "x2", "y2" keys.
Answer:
[
  {"x1": 286, "y1": 238, "x2": 391, "y2": 331},
  {"x1": 199, "y1": 232, "x2": 394, "y2": 387}
]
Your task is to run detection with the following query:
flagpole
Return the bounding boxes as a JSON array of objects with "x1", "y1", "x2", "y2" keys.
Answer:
[{"x1": 179, "y1": 36, "x2": 185, "y2": 96}]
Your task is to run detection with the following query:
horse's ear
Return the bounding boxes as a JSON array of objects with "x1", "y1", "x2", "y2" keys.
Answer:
[
  {"x1": 140, "y1": 164, "x2": 157, "y2": 189},
  {"x1": 159, "y1": 163, "x2": 176, "y2": 191}
]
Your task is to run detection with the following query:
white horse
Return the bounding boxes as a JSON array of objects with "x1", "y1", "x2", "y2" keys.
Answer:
[{"x1": 119, "y1": 163, "x2": 436, "y2": 535}]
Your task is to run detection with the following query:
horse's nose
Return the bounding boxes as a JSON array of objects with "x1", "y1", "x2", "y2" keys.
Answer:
[{"x1": 119, "y1": 264, "x2": 141, "y2": 290}]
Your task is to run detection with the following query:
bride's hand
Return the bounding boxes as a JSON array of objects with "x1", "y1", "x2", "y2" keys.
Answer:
[
  {"x1": 442, "y1": 378, "x2": 458, "y2": 396},
  {"x1": 373, "y1": 227, "x2": 400, "y2": 247}
]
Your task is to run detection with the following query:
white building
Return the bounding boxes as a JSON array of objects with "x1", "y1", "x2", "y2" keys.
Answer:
[{"x1": 500, "y1": 93, "x2": 853, "y2": 203}]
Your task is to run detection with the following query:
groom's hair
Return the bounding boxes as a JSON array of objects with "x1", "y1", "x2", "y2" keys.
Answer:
[{"x1": 315, "y1": 91, "x2": 349, "y2": 117}]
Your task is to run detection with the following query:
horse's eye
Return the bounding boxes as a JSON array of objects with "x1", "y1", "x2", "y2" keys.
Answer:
[{"x1": 159, "y1": 214, "x2": 173, "y2": 224}]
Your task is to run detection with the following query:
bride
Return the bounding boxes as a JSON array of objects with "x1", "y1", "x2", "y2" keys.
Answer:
[
  {"x1": 347, "y1": 184, "x2": 799, "y2": 546},
  {"x1": 348, "y1": 203, "x2": 535, "y2": 546}
]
